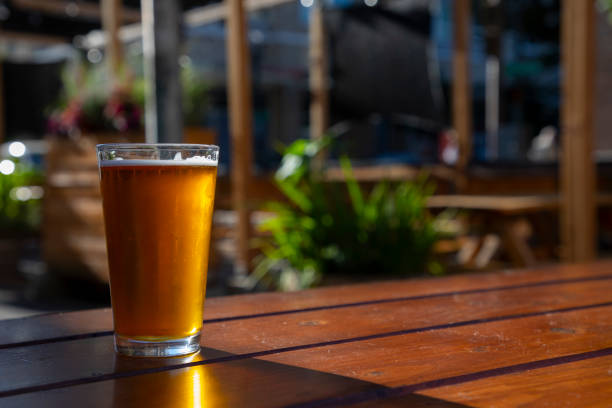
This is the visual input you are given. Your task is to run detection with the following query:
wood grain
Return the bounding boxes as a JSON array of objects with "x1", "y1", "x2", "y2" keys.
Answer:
[
  {"x1": 258, "y1": 305, "x2": 612, "y2": 388},
  {"x1": 422, "y1": 353, "x2": 612, "y2": 407},
  {"x1": 2, "y1": 278, "x2": 611, "y2": 395},
  {"x1": 0, "y1": 352, "x2": 382, "y2": 408},
  {"x1": 2, "y1": 263, "x2": 612, "y2": 406},
  {"x1": 3, "y1": 305, "x2": 610, "y2": 404},
  {"x1": 0, "y1": 309, "x2": 113, "y2": 348},
  {"x1": 203, "y1": 261, "x2": 612, "y2": 321},
  {"x1": 226, "y1": 0, "x2": 254, "y2": 273},
  {"x1": 309, "y1": 1, "x2": 329, "y2": 170},
  {"x1": 201, "y1": 278, "x2": 612, "y2": 355},
  {"x1": 295, "y1": 348, "x2": 612, "y2": 407},
  {"x1": 452, "y1": 0, "x2": 472, "y2": 176},
  {"x1": 101, "y1": 0, "x2": 122, "y2": 82},
  {"x1": 560, "y1": 0, "x2": 596, "y2": 262},
  {"x1": 2, "y1": 261, "x2": 612, "y2": 347}
]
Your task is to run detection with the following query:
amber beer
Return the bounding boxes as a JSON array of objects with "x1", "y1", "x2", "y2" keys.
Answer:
[{"x1": 98, "y1": 144, "x2": 218, "y2": 357}]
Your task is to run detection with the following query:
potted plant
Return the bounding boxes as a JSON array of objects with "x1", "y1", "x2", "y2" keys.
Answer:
[
  {"x1": 46, "y1": 62, "x2": 143, "y2": 141},
  {"x1": 43, "y1": 62, "x2": 144, "y2": 283}
]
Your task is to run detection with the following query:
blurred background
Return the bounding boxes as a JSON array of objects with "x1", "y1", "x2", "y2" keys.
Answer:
[{"x1": 0, "y1": 0, "x2": 609, "y2": 318}]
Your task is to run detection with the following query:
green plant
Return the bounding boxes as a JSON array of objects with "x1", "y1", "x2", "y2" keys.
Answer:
[
  {"x1": 253, "y1": 138, "x2": 443, "y2": 291},
  {"x1": 0, "y1": 159, "x2": 43, "y2": 234}
]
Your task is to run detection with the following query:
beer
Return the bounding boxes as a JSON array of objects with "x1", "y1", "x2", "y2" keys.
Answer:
[{"x1": 100, "y1": 159, "x2": 217, "y2": 345}]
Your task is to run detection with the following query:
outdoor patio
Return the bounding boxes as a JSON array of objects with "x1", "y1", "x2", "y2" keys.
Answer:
[{"x1": 0, "y1": 0, "x2": 611, "y2": 406}]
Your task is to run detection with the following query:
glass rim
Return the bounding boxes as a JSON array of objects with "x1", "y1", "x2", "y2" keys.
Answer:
[{"x1": 96, "y1": 143, "x2": 219, "y2": 151}]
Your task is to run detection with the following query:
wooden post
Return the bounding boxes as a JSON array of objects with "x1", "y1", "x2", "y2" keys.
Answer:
[
  {"x1": 309, "y1": 2, "x2": 328, "y2": 144},
  {"x1": 560, "y1": 0, "x2": 596, "y2": 262},
  {"x1": 101, "y1": 0, "x2": 122, "y2": 82},
  {"x1": 226, "y1": 0, "x2": 253, "y2": 275},
  {"x1": 141, "y1": 0, "x2": 183, "y2": 143},
  {"x1": 452, "y1": 0, "x2": 472, "y2": 184}
]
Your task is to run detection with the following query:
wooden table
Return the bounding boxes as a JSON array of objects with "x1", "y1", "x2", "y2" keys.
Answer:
[
  {"x1": 427, "y1": 194, "x2": 612, "y2": 268},
  {"x1": 427, "y1": 194, "x2": 564, "y2": 268},
  {"x1": 2, "y1": 261, "x2": 612, "y2": 407}
]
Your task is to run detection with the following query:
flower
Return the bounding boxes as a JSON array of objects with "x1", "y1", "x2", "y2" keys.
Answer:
[
  {"x1": 47, "y1": 100, "x2": 86, "y2": 137},
  {"x1": 104, "y1": 88, "x2": 143, "y2": 132},
  {"x1": 47, "y1": 64, "x2": 143, "y2": 137}
]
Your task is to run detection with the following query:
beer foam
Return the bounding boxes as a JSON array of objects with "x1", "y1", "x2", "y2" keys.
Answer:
[{"x1": 100, "y1": 157, "x2": 218, "y2": 167}]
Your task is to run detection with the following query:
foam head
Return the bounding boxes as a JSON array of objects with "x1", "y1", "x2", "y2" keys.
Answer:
[{"x1": 100, "y1": 156, "x2": 218, "y2": 167}]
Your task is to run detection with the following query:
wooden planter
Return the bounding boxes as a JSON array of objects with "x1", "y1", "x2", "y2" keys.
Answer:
[{"x1": 42, "y1": 133, "x2": 143, "y2": 283}]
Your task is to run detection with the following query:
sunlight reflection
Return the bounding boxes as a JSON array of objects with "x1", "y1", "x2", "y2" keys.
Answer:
[
  {"x1": 112, "y1": 353, "x2": 223, "y2": 407},
  {"x1": 182, "y1": 364, "x2": 220, "y2": 408},
  {"x1": 193, "y1": 366, "x2": 202, "y2": 408}
]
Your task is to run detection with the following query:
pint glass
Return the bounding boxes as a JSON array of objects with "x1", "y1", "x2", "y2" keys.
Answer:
[{"x1": 97, "y1": 144, "x2": 218, "y2": 357}]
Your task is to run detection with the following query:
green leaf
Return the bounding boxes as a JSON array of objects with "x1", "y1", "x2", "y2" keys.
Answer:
[
  {"x1": 340, "y1": 155, "x2": 364, "y2": 215},
  {"x1": 276, "y1": 181, "x2": 312, "y2": 212},
  {"x1": 253, "y1": 137, "x2": 449, "y2": 291}
]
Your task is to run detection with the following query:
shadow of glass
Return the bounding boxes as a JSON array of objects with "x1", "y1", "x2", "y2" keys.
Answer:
[{"x1": 109, "y1": 347, "x2": 468, "y2": 407}]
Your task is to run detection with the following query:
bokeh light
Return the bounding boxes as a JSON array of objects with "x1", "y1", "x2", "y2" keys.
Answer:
[
  {"x1": 0, "y1": 159, "x2": 15, "y2": 175},
  {"x1": 8, "y1": 141, "x2": 26, "y2": 158}
]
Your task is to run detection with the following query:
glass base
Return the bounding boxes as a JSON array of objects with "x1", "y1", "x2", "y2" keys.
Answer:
[{"x1": 114, "y1": 333, "x2": 201, "y2": 357}]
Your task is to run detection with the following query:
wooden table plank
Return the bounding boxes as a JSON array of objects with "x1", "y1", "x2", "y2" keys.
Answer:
[
  {"x1": 1, "y1": 277, "x2": 611, "y2": 396},
  {"x1": 2, "y1": 261, "x2": 612, "y2": 347},
  {"x1": 256, "y1": 305, "x2": 612, "y2": 389},
  {"x1": 0, "y1": 354, "x2": 386, "y2": 408},
  {"x1": 0, "y1": 309, "x2": 113, "y2": 348},
  {"x1": 421, "y1": 353, "x2": 612, "y2": 407}
]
